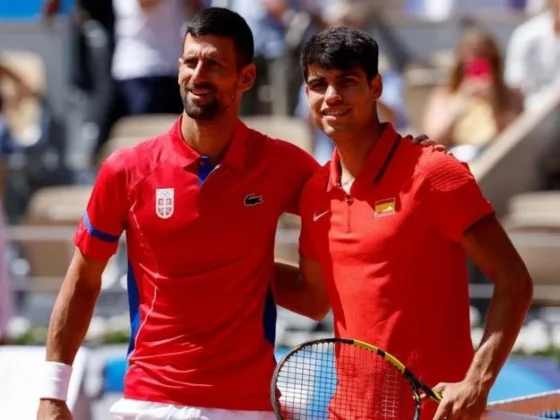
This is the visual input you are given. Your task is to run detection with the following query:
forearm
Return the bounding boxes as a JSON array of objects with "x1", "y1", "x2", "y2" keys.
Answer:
[
  {"x1": 46, "y1": 277, "x2": 100, "y2": 364},
  {"x1": 465, "y1": 274, "x2": 532, "y2": 390},
  {"x1": 272, "y1": 260, "x2": 329, "y2": 320}
]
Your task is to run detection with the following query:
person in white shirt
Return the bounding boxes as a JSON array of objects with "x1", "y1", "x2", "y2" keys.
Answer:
[
  {"x1": 112, "y1": 0, "x2": 204, "y2": 115},
  {"x1": 505, "y1": 0, "x2": 560, "y2": 110}
]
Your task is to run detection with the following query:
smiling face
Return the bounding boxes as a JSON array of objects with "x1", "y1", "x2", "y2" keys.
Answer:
[
  {"x1": 305, "y1": 63, "x2": 381, "y2": 138},
  {"x1": 178, "y1": 33, "x2": 255, "y2": 121}
]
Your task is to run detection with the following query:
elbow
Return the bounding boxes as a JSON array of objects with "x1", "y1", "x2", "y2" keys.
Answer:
[
  {"x1": 516, "y1": 262, "x2": 534, "y2": 305},
  {"x1": 308, "y1": 300, "x2": 331, "y2": 321},
  {"x1": 503, "y1": 269, "x2": 533, "y2": 312}
]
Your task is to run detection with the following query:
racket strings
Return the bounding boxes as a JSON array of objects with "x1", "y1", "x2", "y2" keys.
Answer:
[{"x1": 274, "y1": 341, "x2": 418, "y2": 420}]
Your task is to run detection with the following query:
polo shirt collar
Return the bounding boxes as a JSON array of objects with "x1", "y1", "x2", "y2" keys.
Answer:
[
  {"x1": 327, "y1": 123, "x2": 400, "y2": 192},
  {"x1": 169, "y1": 114, "x2": 249, "y2": 169}
]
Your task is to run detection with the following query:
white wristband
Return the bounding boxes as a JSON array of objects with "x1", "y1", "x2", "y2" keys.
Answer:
[{"x1": 38, "y1": 362, "x2": 73, "y2": 401}]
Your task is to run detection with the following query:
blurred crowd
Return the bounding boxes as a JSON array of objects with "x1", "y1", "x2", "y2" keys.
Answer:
[
  {"x1": 0, "y1": 0, "x2": 560, "y2": 343},
  {"x1": 20, "y1": 0, "x2": 560, "y2": 167}
]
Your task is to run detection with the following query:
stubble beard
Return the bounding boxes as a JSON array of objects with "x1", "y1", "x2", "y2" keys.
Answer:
[{"x1": 180, "y1": 85, "x2": 221, "y2": 121}]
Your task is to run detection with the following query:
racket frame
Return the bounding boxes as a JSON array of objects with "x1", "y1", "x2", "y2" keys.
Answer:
[{"x1": 271, "y1": 337, "x2": 442, "y2": 420}]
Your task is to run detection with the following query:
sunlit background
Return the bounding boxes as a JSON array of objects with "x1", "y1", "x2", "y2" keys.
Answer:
[{"x1": 0, "y1": 0, "x2": 560, "y2": 418}]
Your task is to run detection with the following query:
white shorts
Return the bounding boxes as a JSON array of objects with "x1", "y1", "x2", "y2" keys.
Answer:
[{"x1": 110, "y1": 398, "x2": 276, "y2": 420}]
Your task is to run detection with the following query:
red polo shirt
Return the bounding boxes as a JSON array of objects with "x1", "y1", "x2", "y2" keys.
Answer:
[
  {"x1": 74, "y1": 116, "x2": 319, "y2": 410},
  {"x1": 299, "y1": 123, "x2": 494, "y2": 419}
]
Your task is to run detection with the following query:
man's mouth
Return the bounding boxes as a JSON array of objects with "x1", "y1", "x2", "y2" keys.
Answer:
[
  {"x1": 322, "y1": 108, "x2": 351, "y2": 118},
  {"x1": 189, "y1": 88, "x2": 212, "y2": 96}
]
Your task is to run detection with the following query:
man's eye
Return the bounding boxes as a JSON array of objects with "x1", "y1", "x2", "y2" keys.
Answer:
[{"x1": 310, "y1": 82, "x2": 326, "y2": 90}]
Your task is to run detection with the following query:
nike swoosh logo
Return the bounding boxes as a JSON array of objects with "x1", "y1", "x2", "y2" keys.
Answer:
[{"x1": 313, "y1": 210, "x2": 330, "y2": 222}]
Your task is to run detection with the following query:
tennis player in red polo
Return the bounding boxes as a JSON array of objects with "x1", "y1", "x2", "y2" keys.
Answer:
[
  {"x1": 36, "y1": 8, "x2": 328, "y2": 420},
  {"x1": 297, "y1": 28, "x2": 533, "y2": 420}
]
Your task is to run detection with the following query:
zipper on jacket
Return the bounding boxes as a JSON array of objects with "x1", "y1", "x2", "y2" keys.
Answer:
[{"x1": 338, "y1": 182, "x2": 353, "y2": 233}]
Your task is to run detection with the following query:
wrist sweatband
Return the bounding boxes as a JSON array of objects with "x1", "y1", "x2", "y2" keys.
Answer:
[{"x1": 38, "y1": 362, "x2": 73, "y2": 401}]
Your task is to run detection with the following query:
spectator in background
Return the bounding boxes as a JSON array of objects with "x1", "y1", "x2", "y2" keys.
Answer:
[
  {"x1": 0, "y1": 63, "x2": 32, "y2": 194},
  {"x1": 0, "y1": 63, "x2": 24, "y2": 344},
  {"x1": 422, "y1": 27, "x2": 523, "y2": 162},
  {"x1": 43, "y1": 0, "x2": 117, "y2": 180},
  {"x1": 229, "y1": 0, "x2": 331, "y2": 116},
  {"x1": 43, "y1": 0, "x2": 115, "y2": 97},
  {"x1": 505, "y1": 0, "x2": 560, "y2": 111},
  {"x1": 112, "y1": 0, "x2": 205, "y2": 116}
]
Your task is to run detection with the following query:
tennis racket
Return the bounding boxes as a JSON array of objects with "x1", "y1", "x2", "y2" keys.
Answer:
[{"x1": 271, "y1": 338, "x2": 442, "y2": 420}]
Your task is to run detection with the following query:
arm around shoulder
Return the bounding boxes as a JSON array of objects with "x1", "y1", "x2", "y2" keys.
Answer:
[
  {"x1": 274, "y1": 171, "x2": 330, "y2": 320},
  {"x1": 272, "y1": 255, "x2": 330, "y2": 321},
  {"x1": 280, "y1": 140, "x2": 320, "y2": 215}
]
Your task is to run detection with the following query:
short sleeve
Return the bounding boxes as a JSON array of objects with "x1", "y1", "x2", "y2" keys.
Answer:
[
  {"x1": 298, "y1": 222, "x2": 318, "y2": 260},
  {"x1": 282, "y1": 143, "x2": 320, "y2": 215},
  {"x1": 74, "y1": 158, "x2": 129, "y2": 260},
  {"x1": 297, "y1": 183, "x2": 319, "y2": 260},
  {"x1": 420, "y1": 152, "x2": 494, "y2": 242}
]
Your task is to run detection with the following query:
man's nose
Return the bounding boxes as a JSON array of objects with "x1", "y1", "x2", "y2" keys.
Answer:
[
  {"x1": 325, "y1": 85, "x2": 342, "y2": 103},
  {"x1": 190, "y1": 62, "x2": 208, "y2": 84}
]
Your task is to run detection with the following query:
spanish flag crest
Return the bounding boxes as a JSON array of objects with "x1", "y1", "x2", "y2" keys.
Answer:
[{"x1": 374, "y1": 198, "x2": 396, "y2": 218}]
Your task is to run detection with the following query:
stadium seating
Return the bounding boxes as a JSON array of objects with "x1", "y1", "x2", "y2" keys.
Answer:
[
  {"x1": 503, "y1": 192, "x2": 560, "y2": 230},
  {"x1": 18, "y1": 185, "x2": 92, "y2": 290},
  {"x1": 98, "y1": 135, "x2": 155, "y2": 162},
  {"x1": 502, "y1": 191, "x2": 560, "y2": 303},
  {"x1": 471, "y1": 81, "x2": 560, "y2": 217},
  {"x1": 97, "y1": 114, "x2": 180, "y2": 163},
  {"x1": 470, "y1": 87, "x2": 560, "y2": 303},
  {"x1": 400, "y1": 49, "x2": 455, "y2": 133},
  {"x1": 241, "y1": 115, "x2": 313, "y2": 154},
  {"x1": 107, "y1": 114, "x2": 179, "y2": 139}
]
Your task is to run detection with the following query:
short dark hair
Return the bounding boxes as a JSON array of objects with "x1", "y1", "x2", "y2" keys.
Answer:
[
  {"x1": 185, "y1": 7, "x2": 254, "y2": 67},
  {"x1": 300, "y1": 27, "x2": 379, "y2": 82}
]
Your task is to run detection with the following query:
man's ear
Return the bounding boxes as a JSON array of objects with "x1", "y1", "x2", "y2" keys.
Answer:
[
  {"x1": 240, "y1": 63, "x2": 256, "y2": 92},
  {"x1": 177, "y1": 58, "x2": 183, "y2": 85},
  {"x1": 370, "y1": 73, "x2": 383, "y2": 101}
]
